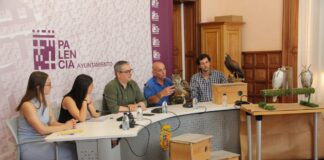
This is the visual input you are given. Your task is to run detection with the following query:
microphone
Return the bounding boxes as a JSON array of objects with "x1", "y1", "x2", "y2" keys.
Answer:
[
  {"x1": 127, "y1": 105, "x2": 136, "y2": 128},
  {"x1": 151, "y1": 108, "x2": 163, "y2": 113}
]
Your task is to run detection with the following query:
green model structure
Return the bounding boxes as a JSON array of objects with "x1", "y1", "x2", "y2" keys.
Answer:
[{"x1": 259, "y1": 88, "x2": 318, "y2": 110}]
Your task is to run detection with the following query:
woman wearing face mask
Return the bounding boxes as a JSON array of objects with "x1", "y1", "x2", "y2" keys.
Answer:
[{"x1": 17, "y1": 71, "x2": 77, "y2": 160}]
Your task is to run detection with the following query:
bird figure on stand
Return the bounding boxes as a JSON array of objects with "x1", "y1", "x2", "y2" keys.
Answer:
[
  {"x1": 272, "y1": 67, "x2": 287, "y2": 102},
  {"x1": 224, "y1": 54, "x2": 244, "y2": 82},
  {"x1": 300, "y1": 65, "x2": 313, "y2": 97}
]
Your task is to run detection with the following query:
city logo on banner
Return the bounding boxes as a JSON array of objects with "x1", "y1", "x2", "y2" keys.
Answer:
[
  {"x1": 152, "y1": 11, "x2": 159, "y2": 21},
  {"x1": 152, "y1": 37, "x2": 160, "y2": 47},
  {"x1": 151, "y1": 0, "x2": 159, "y2": 8},
  {"x1": 32, "y1": 29, "x2": 112, "y2": 70},
  {"x1": 152, "y1": 24, "x2": 160, "y2": 34},
  {"x1": 153, "y1": 50, "x2": 160, "y2": 60}
]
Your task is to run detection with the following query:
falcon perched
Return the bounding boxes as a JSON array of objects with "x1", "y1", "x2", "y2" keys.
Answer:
[
  {"x1": 224, "y1": 54, "x2": 244, "y2": 80},
  {"x1": 300, "y1": 65, "x2": 313, "y2": 97},
  {"x1": 272, "y1": 67, "x2": 287, "y2": 102}
]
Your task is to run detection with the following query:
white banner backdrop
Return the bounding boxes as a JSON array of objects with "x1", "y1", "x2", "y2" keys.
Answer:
[{"x1": 0, "y1": 0, "x2": 152, "y2": 159}]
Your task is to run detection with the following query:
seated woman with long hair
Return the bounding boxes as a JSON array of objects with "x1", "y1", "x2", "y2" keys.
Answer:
[
  {"x1": 17, "y1": 71, "x2": 77, "y2": 160},
  {"x1": 58, "y1": 74, "x2": 100, "y2": 123}
]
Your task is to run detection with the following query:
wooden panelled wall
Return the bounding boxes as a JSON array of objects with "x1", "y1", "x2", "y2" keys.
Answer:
[{"x1": 242, "y1": 51, "x2": 284, "y2": 103}]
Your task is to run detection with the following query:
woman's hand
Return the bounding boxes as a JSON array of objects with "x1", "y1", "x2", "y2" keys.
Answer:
[
  {"x1": 64, "y1": 119, "x2": 77, "y2": 129},
  {"x1": 85, "y1": 94, "x2": 93, "y2": 104}
]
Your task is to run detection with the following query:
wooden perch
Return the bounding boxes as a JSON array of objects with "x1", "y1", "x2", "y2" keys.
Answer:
[
  {"x1": 260, "y1": 88, "x2": 315, "y2": 97},
  {"x1": 259, "y1": 88, "x2": 318, "y2": 110}
]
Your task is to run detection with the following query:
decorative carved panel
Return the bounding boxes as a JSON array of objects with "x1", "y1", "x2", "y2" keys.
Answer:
[
  {"x1": 255, "y1": 69, "x2": 267, "y2": 81},
  {"x1": 255, "y1": 54, "x2": 267, "y2": 67},
  {"x1": 242, "y1": 51, "x2": 282, "y2": 103}
]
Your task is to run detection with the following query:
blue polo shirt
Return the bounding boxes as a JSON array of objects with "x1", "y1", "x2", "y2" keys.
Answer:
[{"x1": 144, "y1": 77, "x2": 173, "y2": 107}]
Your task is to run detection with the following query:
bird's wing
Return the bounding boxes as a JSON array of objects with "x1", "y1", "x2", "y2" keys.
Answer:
[
  {"x1": 230, "y1": 59, "x2": 244, "y2": 78},
  {"x1": 272, "y1": 70, "x2": 284, "y2": 89},
  {"x1": 225, "y1": 58, "x2": 233, "y2": 74}
]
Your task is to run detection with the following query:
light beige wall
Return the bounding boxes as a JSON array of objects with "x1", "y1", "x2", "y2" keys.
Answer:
[{"x1": 201, "y1": 0, "x2": 283, "y2": 51}]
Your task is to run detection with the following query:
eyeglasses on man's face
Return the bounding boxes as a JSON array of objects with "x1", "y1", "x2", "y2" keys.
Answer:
[{"x1": 119, "y1": 69, "x2": 133, "y2": 74}]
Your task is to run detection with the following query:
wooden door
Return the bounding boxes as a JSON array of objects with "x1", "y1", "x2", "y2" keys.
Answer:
[
  {"x1": 172, "y1": 4, "x2": 183, "y2": 74},
  {"x1": 201, "y1": 26, "x2": 222, "y2": 71},
  {"x1": 223, "y1": 23, "x2": 243, "y2": 77},
  {"x1": 201, "y1": 22, "x2": 243, "y2": 78},
  {"x1": 172, "y1": 0, "x2": 200, "y2": 81}
]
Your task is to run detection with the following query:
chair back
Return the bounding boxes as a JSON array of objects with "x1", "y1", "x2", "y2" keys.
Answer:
[
  {"x1": 6, "y1": 117, "x2": 19, "y2": 145},
  {"x1": 6, "y1": 116, "x2": 20, "y2": 160}
]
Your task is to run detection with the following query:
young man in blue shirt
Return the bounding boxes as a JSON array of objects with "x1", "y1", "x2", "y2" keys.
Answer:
[{"x1": 144, "y1": 62, "x2": 174, "y2": 107}]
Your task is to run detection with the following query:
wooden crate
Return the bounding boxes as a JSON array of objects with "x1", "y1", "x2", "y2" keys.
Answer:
[
  {"x1": 170, "y1": 133, "x2": 212, "y2": 160},
  {"x1": 212, "y1": 82, "x2": 247, "y2": 105},
  {"x1": 211, "y1": 150, "x2": 240, "y2": 160}
]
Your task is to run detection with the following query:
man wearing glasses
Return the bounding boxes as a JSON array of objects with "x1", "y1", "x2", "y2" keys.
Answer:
[
  {"x1": 144, "y1": 61, "x2": 175, "y2": 107},
  {"x1": 102, "y1": 60, "x2": 147, "y2": 114}
]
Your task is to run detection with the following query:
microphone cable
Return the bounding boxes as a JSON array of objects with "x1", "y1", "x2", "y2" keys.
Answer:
[
  {"x1": 168, "y1": 111, "x2": 181, "y2": 132},
  {"x1": 157, "y1": 121, "x2": 162, "y2": 128},
  {"x1": 122, "y1": 124, "x2": 150, "y2": 157},
  {"x1": 142, "y1": 118, "x2": 153, "y2": 124}
]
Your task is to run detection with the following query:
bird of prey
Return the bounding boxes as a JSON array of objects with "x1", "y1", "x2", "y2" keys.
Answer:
[
  {"x1": 272, "y1": 67, "x2": 287, "y2": 102},
  {"x1": 170, "y1": 73, "x2": 190, "y2": 104},
  {"x1": 300, "y1": 65, "x2": 313, "y2": 97},
  {"x1": 224, "y1": 54, "x2": 244, "y2": 80}
]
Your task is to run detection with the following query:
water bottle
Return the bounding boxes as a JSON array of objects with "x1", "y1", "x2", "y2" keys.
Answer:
[
  {"x1": 222, "y1": 93, "x2": 227, "y2": 107},
  {"x1": 162, "y1": 101, "x2": 168, "y2": 114},
  {"x1": 192, "y1": 97, "x2": 198, "y2": 109},
  {"x1": 137, "y1": 106, "x2": 143, "y2": 121},
  {"x1": 122, "y1": 113, "x2": 130, "y2": 130}
]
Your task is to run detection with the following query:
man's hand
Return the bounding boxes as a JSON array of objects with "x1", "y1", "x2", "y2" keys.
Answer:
[
  {"x1": 127, "y1": 104, "x2": 137, "y2": 112},
  {"x1": 160, "y1": 85, "x2": 175, "y2": 98}
]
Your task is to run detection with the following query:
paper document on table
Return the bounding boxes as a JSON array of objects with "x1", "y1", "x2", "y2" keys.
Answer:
[{"x1": 58, "y1": 129, "x2": 83, "y2": 135}]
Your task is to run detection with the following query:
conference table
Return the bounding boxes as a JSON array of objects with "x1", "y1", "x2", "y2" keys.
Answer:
[{"x1": 45, "y1": 102, "x2": 240, "y2": 160}]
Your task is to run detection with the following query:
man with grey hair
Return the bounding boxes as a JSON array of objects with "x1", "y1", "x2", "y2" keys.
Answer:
[{"x1": 102, "y1": 60, "x2": 147, "y2": 114}]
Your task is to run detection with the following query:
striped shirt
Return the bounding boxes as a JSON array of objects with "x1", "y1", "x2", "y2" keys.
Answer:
[{"x1": 190, "y1": 70, "x2": 226, "y2": 102}]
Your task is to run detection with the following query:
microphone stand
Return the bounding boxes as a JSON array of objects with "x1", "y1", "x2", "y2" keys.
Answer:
[
  {"x1": 235, "y1": 91, "x2": 250, "y2": 106},
  {"x1": 235, "y1": 96, "x2": 249, "y2": 106},
  {"x1": 128, "y1": 105, "x2": 136, "y2": 128}
]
